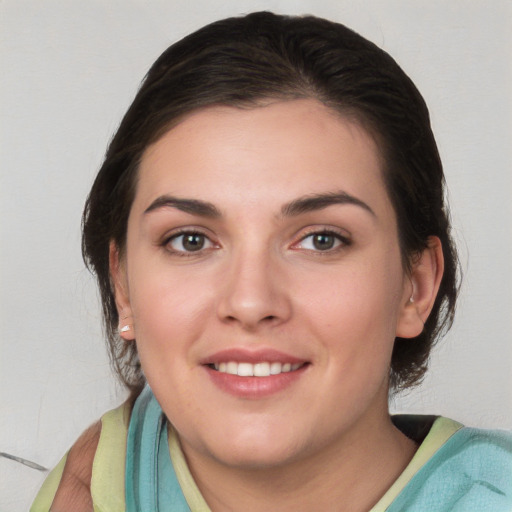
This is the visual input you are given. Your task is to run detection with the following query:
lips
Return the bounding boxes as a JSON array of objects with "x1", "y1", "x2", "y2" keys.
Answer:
[
  {"x1": 202, "y1": 348, "x2": 309, "y2": 398},
  {"x1": 202, "y1": 347, "x2": 307, "y2": 370}
]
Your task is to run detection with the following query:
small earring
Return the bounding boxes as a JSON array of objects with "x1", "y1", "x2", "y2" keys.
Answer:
[
  {"x1": 120, "y1": 325, "x2": 131, "y2": 333},
  {"x1": 409, "y1": 296, "x2": 414, "y2": 304}
]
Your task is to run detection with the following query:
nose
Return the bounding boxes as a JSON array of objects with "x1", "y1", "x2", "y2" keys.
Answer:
[{"x1": 216, "y1": 247, "x2": 292, "y2": 330}]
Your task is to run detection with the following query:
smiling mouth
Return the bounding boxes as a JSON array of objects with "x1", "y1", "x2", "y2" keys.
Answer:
[{"x1": 208, "y1": 361, "x2": 306, "y2": 377}]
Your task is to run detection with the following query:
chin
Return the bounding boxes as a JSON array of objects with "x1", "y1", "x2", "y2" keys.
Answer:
[
  {"x1": 212, "y1": 443, "x2": 303, "y2": 470},
  {"x1": 197, "y1": 423, "x2": 313, "y2": 470}
]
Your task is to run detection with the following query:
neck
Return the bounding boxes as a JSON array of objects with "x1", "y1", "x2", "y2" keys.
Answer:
[{"x1": 179, "y1": 409, "x2": 417, "y2": 512}]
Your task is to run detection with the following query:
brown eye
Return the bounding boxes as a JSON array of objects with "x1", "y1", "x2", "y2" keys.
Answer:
[
  {"x1": 168, "y1": 232, "x2": 212, "y2": 252},
  {"x1": 296, "y1": 231, "x2": 350, "y2": 252},
  {"x1": 312, "y1": 233, "x2": 336, "y2": 250}
]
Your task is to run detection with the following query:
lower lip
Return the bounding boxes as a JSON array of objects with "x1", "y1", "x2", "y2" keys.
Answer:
[{"x1": 204, "y1": 365, "x2": 308, "y2": 399}]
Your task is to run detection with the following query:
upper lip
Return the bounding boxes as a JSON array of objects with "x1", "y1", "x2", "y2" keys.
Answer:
[{"x1": 200, "y1": 348, "x2": 307, "y2": 365}]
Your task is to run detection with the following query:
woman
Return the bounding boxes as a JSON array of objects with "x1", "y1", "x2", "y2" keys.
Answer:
[{"x1": 32, "y1": 11, "x2": 511, "y2": 512}]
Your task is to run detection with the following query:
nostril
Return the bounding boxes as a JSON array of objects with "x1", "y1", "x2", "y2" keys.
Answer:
[{"x1": 223, "y1": 314, "x2": 277, "y2": 325}]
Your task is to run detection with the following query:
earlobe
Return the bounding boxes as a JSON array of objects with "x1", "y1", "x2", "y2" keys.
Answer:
[
  {"x1": 109, "y1": 241, "x2": 135, "y2": 341},
  {"x1": 396, "y1": 236, "x2": 444, "y2": 339}
]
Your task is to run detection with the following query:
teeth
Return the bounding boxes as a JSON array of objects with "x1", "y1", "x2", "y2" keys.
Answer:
[
  {"x1": 212, "y1": 361, "x2": 303, "y2": 376},
  {"x1": 254, "y1": 362, "x2": 270, "y2": 377},
  {"x1": 226, "y1": 361, "x2": 238, "y2": 374},
  {"x1": 237, "y1": 362, "x2": 254, "y2": 377},
  {"x1": 270, "y1": 362, "x2": 282, "y2": 375}
]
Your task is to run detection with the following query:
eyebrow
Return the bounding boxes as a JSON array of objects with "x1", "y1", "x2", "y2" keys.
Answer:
[
  {"x1": 143, "y1": 190, "x2": 375, "y2": 219},
  {"x1": 144, "y1": 195, "x2": 221, "y2": 218},
  {"x1": 281, "y1": 191, "x2": 375, "y2": 217}
]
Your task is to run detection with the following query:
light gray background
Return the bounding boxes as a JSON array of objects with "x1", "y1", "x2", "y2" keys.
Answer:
[{"x1": 1, "y1": 1, "x2": 511, "y2": 509}]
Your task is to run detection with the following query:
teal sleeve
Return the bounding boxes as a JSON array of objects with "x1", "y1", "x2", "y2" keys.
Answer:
[{"x1": 387, "y1": 428, "x2": 512, "y2": 512}]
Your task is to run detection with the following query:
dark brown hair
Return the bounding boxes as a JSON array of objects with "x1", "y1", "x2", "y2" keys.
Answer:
[{"x1": 82, "y1": 12, "x2": 459, "y2": 395}]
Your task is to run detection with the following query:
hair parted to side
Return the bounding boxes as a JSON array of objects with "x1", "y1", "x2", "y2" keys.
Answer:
[{"x1": 82, "y1": 11, "x2": 459, "y2": 397}]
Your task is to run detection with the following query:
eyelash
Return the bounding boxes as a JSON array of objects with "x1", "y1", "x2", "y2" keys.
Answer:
[
  {"x1": 292, "y1": 228, "x2": 352, "y2": 254},
  {"x1": 162, "y1": 229, "x2": 217, "y2": 256},
  {"x1": 161, "y1": 227, "x2": 352, "y2": 256}
]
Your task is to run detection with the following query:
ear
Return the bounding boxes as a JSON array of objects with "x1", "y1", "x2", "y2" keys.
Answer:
[
  {"x1": 396, "y1": 236, "x2": 444, "y2": 339},
  {"x1": 109, "y1": 241, "x2": 135, "y2": 341}
]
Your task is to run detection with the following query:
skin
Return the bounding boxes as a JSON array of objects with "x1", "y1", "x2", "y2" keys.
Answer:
[{"x1": 105, "y1": 99, "x2": 443, "y2": 511}]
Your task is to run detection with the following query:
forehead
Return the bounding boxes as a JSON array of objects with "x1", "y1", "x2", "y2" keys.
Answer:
[{"x1": 134, "y1": 99, "x2": 390, "y2": 217}]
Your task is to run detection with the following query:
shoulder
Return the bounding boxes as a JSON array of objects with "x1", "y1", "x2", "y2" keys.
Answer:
[
  {"x1": 390, "y1": 420, "x2": 512, "y2": 512},
  {"x1": 49, "y1": 420, "x2": 101, "y2": 512},
  {"x1": 31, "y1": 400, "x2": 132, "y2": 512},
  {"x1": 429, "y1": 425, "x2": 512, "y2": 510},
  {"x1": 453, "y1": 426, "x2": 512, "y2": 475}
]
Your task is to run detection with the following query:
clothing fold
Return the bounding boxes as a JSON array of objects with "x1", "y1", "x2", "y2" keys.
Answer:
[
  {"x1": 31, "y1": 387, "x2": 512, "y2": 511},
  {"x1": 125, "y1": 385, "x2": 191, "y2": 511}
]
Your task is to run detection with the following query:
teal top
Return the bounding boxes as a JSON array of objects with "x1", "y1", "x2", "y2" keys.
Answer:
[
  {"x1": 386, "y1": 426, "x2": 512, "y2": 511},
  {"x1": 31, "y1": 386, "x2": 512, "y2": 511},
  {"x1": 125, "y1": 385, "x2": 190, "y2": 511},
  {"x1": 126, "y1": 387, "x2": 512, "y2": 511}
]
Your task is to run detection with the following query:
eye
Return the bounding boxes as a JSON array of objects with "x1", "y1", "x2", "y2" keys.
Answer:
[
  {"x1": 295, "y1": 231, "x2": 349, "y2": 252},
  {"x1": 167, "y1": 232, "x2": 214, "y2": 253}
]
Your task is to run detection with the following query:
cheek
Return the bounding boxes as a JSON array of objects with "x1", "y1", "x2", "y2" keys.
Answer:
[
  {"x1": 129, "y1": 247, "x2": 212, "y2": 313},
  {"x1": 127, "y1": 262, "x2": 215, "y2": 366},
  {"x1": 298, "y1": 255, "x2": 405, "y2": 360},
  {"x1": 302, "y1": 258, "x2": 404, "y2": 322}
]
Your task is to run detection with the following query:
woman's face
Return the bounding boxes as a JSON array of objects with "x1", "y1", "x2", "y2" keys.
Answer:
[{"x1": 115, "y1": 99, "x2": 416, "y2": 469}]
